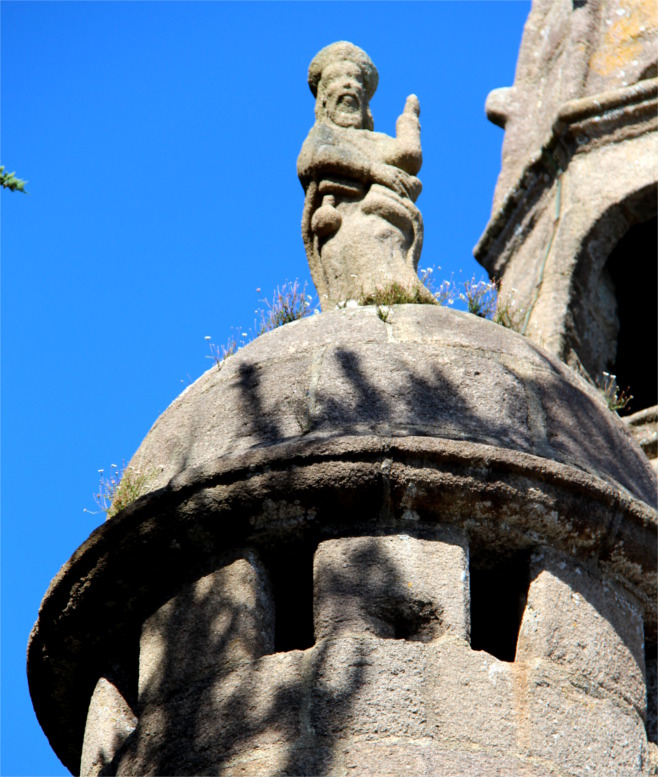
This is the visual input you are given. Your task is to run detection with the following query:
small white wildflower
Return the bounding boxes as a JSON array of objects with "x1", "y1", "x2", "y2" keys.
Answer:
[
  {"x1": 204, "y1": 335, "x2": 211, "y2": 341},
  {"x1": 241, "y1": 332, "x2": 248, "y2": 338}
]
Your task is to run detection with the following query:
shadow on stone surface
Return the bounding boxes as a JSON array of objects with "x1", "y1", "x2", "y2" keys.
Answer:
[{"x1": 106, "y1": 536, "x2": 424, "y2": 775}]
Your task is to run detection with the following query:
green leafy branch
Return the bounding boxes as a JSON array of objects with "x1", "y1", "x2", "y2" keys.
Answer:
[{"x1": 0, "y1": 165, "x2": 28, "y2": 193}]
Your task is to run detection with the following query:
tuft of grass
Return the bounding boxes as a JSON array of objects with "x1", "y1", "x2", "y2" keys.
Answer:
[
  {"x1": 258, "y1": 280, "x2": 315, "y2": 334},
  {"x1": 205, "y1": 330, "x2": 248, "y2": 369},
  {"x1": 359, "y1": 281, "x2": 436, "y2": 307},
  {"x1": 376, "y1": 305, "x2": 390, "y2": 322},
  {"x1": 597, "y1": 372, "x2": 633, "y2": 413},
  {"x1": 493, "y1": 287, "x2": 526, "y2": 332},
  {"x1": 459, "y1": 276, "x2": 498, "y2": 319},
  {"x1": 205, "y1": 282, "x2": 317, "y2": 369},
  {"x1": 86, "y1": 461, "x2": 158, "y2": 519}
]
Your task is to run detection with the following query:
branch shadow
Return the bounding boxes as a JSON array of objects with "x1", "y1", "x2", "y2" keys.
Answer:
[{"x1": 99, "y1": 534, "x2": 423, "y2": 775}]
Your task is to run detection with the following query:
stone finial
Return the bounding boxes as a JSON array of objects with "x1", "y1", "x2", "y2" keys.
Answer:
[{"x1": 298, "y1": 42, "x2": 429, "y2": 309}]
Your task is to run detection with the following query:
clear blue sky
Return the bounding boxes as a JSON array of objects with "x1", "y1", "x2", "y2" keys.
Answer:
[{"x1": 1, "y1": 2, "x2": 529, "y2": 774}]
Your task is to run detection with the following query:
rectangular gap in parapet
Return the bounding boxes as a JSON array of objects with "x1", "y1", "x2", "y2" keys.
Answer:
[
  {"x1": 261, "y1": 538, "x2": 315, "y2": 653},
  {"x1": 469, "y1": 551, "x2": 530, "y2": 663}
]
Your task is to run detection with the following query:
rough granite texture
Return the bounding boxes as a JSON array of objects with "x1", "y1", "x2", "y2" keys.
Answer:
[
  {"x1": 484, "y1": 0, "x2": 657, "y2": 212},
  {"x1": 626, "y1": 406, "x2": 658, "y2": 472},
  {"x1": 80, "y1": 678, "x2": 137, "y2": 777},
  {"x1": 138, "y1": 552, "x2": 275, "y2": 709},
  {"x1": 313, "y1": 533, "x2": 469, "y2": 642},
  {"x1": 113, "y1": 629, "x2": 653, "y2": 775},
  {"x1": 517, "y1": 547, "x2": 646, "y2": 718},
  {"x1": 29, "y1": 18, "x2": 658, "y2": 774},
  {"x1": 476, "y1": 0, "x2": 657, "y2": 403},
  {"x1": 127, "y1": 305, "x2": 656, "y2": 507},
  {"x1": 28, "y1": 307, "x2": 657, "y2": 776},
  {"x1": 298, "y1": 42, "x2": 428, "y2": 308}
]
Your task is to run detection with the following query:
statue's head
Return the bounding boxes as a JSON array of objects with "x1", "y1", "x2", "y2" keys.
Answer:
[{"x1": 308, "y1": 42, "x2": 378, "y2": 131}]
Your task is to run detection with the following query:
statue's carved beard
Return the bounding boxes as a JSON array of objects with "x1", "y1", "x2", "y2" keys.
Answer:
[
  {"x1": 326, "y1": 91, "x2": 364, "y2": 127},
  {"x1": 337, "y1": 93, "x2": 359, "y2": 111}
]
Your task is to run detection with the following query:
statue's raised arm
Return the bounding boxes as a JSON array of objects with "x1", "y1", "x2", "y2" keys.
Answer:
[{"x1": 297, "y1": 42, "x2": 429, "y2": 308}]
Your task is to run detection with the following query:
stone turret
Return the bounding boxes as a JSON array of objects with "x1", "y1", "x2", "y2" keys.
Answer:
[
  {"x1": 28, "y1": 22, "x2": 657, "y2": 777},
  {"x1": 29, "y1": 304, "x2": 657, "y2": 775}
]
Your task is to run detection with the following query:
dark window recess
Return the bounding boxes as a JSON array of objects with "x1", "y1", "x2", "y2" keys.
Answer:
[
  {"x1": 469, "y1": 553, "x2": 530, "y2": 662},
  {"x1": 261, "y1": 540, "x2": 315, "y2": 652},
  {"x1": 607, "y1": 216, "x2": 658, "y2": 413}
]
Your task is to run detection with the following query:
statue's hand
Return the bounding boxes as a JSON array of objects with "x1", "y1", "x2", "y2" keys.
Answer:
[
  {"x1": 403, "y1": 94, "x2": 420, "y2": 118},
  {"x1": 393, "y1": 94, "x2": 422, "y2": 175},
  {"x1": 372, "y1": 162, "x2": 421, "y2": 200}
]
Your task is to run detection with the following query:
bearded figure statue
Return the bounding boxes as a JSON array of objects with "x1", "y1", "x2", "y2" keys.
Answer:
[{"x1": 297, "y1": 42, "x2": 429, "y2": 309}]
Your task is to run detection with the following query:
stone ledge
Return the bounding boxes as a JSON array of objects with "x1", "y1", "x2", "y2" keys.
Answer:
[{"x1": 474, "y1": 78, "x2": 658, "y2": 269}]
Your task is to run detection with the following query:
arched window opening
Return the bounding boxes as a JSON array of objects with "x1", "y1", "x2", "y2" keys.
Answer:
[{"x1": 606, "y1": 216, "x2": 657, "y2": 414}]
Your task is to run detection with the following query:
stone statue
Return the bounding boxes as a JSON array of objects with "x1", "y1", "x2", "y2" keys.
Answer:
[{"x1": 297, "y1": 42, "x2": 428, "y2": 309}]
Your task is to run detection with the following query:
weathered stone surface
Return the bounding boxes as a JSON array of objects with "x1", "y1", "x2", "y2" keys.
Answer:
[
  {"x1": 139, "y1": 551, "x2": 274, "y2": 708},
  {"x1": 476, "y1": 0, "x2": 657, "y2": 413},
  {"x1": 117, "y1": 650, "x2": 310, "y2": 776},
  {"x1": 313, "y1": 532, "x2": 468, "y2": 642},
  {"x1": 520, "y1": 664, "x2": 652, "y2": 775},
  {"x1": 113, "y1": 633, "x2": 654, "y2": 775},
  {"x1": 27, "y1": 305, "x2": 656, "y2": 773},
  {"x1": 627, "y1": 405, "x2": 658, "y2": 472},
  {"x1": 80, "y1": 677, "x2": 137, "y2": 777},
  {"x1": 28, "y1": 9, "x2": 658, "y2": 775},
  {"x1": 484, "y1": 0, "x2": 658, "y2": 212},
  {"x1": 647, "y1": 648, "x2": 658, "y2": 745},
  {"x1": 128, "y1": 306, "x2": 655, "y2": 508},
  {"x1": 517, "y1": 547, "x2": 646, "y2": 717},
  {"x1": 298, "y1": 42, "x2": 427, "y2": 308}
]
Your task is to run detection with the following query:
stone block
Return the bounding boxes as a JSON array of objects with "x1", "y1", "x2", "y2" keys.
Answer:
[
  {"x1": 80, "y1": 677, "x2": 137, "y2": 777},
  {"x1": 520, "y1": 662, "x2": 652, "y2": 776},
  {"x1": 339, "y1": 741, "x2": 551, "y2": 777},
  {"x1": 425, "y1": 641, "x2": 518, "y2": 753},
  {"x1": 313, "y1": 533, "x2": 469, "y2": 643},
  {"x1": 310, "y1": 636, "x2": 430, "y2": 741},
  {"x1": 138, "y1": 550, "x2": 274, "y2": 707},
  {"x1": 516, "y1": 548, "x2": 646, "y2": 716},
  {"x1": 118, "y1": 651, "x2": 308, "y2": 776}
]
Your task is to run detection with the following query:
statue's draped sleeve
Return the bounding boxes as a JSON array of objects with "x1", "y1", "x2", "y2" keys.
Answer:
[{"x1": 298, "y1": 125, "x2": 374, "y2": 302}]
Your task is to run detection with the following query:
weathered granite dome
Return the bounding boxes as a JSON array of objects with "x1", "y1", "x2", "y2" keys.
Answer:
[{"x1": 130, "y1": 304, "x2": 655, "y2": 507}]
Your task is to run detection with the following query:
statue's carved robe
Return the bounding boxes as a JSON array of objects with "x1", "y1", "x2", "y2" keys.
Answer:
[{"x1": 297, "y1": 120, "x2": 424, "y2": 308}]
